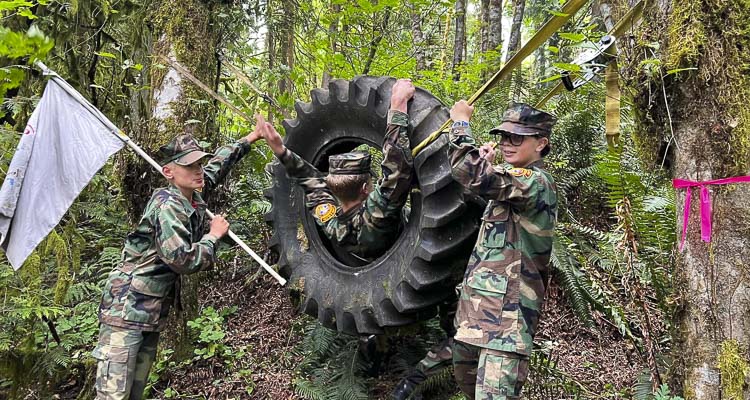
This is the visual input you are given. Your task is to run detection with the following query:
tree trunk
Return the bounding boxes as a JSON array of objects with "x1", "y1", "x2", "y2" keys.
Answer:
[
  {"x1": 440, "y1": 8, "x2": 452, "y2": 80},
  {"x1": 479, "y1": 0, "x2": 490, "y2": 53},
  {"x1": 322, "y1": 3, "x2": 341, "y2": 88},
  {"x1": 636, "y1": 1, "x2": 750, "y2": 398},
  {"x1": 594, "y1": 0, "x2": 616, "y2": 31},
  {"x1": 488, "y1": 0, "x2": 502, "y2": 52},
  {"x1": 266, "y1": 0, "x2": 276, "y2": 123},
  {"x1": 278, "y1": 1, "x2": 296, "y2": 96},
  {"x1": 408, "y1": 1, "x2": 427, "y2": 73},
  {"x1": 505, "y1": 0, "x2": 525, "y2": 62},
  {"x1": 452, "y1": 0, "x2": 466, "y2": 81},
  {"x1": 362, "y1": 9, "x2": 391, "y2": 75}
]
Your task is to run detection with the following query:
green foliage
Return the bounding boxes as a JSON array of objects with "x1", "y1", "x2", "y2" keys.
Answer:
[
  {"x1": 0, "y1": 25, "x2": 53, "y2": 60},
  {"x1": 0, "y1": 0, "x2": 691, "y2": 397},
  {"x1": 0, "y1": 24, "x2": 53, "y2": 118},
  {"x1": 293, "y1": 321, "x2": 370, "y2": 400},
  {"x1": 653, "y1": 384, "x2": 684, "y2": 400},
  {"x1": 187, "y1": 306, "x2": 245, "y2": 363},
  {"x1": 0, "y1": 236, "x2": 110, "y2": 398},
  {"x1": 717, "y1": 340, "x2": 749, "y2": 400},
  {"x1": 526, "y1": 341, "x2": 590, "y2": 399}
]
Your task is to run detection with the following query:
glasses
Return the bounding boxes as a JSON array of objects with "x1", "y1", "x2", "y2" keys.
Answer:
[{"x1": 499, "y1": 132, "x2": 539, "y2": 146}]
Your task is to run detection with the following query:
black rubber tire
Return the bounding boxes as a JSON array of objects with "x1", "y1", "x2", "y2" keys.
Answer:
[{"x1": 264, "y1": 76, "x2": 481, "y2": 335}]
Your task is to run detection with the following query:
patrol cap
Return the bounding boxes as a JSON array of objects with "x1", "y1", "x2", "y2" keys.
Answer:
[
  {"x1": 159, "y1": 134, "x2": 211, "y2": 166},
  {"x1": 328, "y1": 151, "x2": 371, "y2": 175},
  {"x1": 489, "y1": 102, "x2": 557, "y2": 137}
]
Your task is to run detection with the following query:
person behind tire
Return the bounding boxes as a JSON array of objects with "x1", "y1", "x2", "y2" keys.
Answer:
[
  {"x1": 92, "y1": 125, "x2": 264, "y2": 400},
  {"x1": 259, "y1": 78, "x2": 416, "y2": 264},
  {"x1": 391, "y1": 297, "x2": 457, "y2": 400},
  {"x1": 447, "y1": 101, "x2": 558, "y2": 400}
]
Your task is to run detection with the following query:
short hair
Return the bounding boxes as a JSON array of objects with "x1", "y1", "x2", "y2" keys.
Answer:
[{"x1": 325, "y1": 173, "x2": 371, "y2": 203}]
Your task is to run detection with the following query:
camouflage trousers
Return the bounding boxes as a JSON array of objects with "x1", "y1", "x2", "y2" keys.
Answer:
[
  {"x1": 452, "y1": 340, "x2": 530, "y2": 400},
  {"x1": 414, "y1": 296, "x2": 457, "y2": 377},
  {"x1": 417, "y1": 337, "x2": 454, "y2": 376},
  {"x1": 92, "y1": 323, "x2": 160, "y2": 400}
]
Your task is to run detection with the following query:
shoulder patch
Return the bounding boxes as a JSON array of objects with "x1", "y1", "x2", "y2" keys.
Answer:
[
  {"x1": 507, "y1": 168, "x2": 534, "y2": 178},
  {"x1": 314, "y1": 203, "x2": 337, "y2": 223}
]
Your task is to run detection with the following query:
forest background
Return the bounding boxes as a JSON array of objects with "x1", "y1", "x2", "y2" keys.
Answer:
[{"x1": 1, "y1": 0, "x2": 748, "y2": 399}]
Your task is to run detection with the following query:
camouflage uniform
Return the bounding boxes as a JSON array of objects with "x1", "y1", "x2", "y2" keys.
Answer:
[
  {"x1": 93, "y1": 135, "x2": 252, "y2": 400},
  {"x1": 392, "y1": 299, "x2": 456, "y2": 400},
  {"x1": 277, "y1": 109, "x2": 412, "y2": 262},
  {"x1": 448, "y1": 103, "x2": 558, "y2": 399}
]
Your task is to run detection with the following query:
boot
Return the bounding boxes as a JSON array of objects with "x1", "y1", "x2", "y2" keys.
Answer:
[{"x1": 391, "y1": 370, "x2": 427, "y2": 400}]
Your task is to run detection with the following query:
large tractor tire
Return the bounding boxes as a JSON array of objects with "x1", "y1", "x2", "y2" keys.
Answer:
[{"x1": 264, "y1": 76, "x2": 481, "y2": 335}]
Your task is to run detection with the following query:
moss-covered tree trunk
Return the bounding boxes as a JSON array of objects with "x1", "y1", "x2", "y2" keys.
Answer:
[
  {"x1": 636, "y1": 1, "x2": 750, "y2": 398},
  {"x1": 123, "y1": 0, "x2": 224, "y2": 359},
  {"x1": 452, "y1": 0, "x2": 466, "y2": 81}
]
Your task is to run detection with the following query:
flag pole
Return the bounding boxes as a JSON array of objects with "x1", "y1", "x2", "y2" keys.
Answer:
[{"x1": 34, "y1": 61, "x2": 287, "y2": 286}]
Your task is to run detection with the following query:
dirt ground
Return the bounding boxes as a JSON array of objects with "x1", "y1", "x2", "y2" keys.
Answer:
[{"x1": 149, "y1": 266, "x2": 649, "y2": 400}]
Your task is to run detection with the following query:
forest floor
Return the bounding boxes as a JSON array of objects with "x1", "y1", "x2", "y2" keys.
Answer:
[{"x1": 149, "y1": 265, "x2": 649, "y2": 399}]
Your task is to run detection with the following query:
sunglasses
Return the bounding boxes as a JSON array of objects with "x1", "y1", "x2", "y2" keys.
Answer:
[{"x1": 499, "y1": 132, "x2": 540, "y2": 146}]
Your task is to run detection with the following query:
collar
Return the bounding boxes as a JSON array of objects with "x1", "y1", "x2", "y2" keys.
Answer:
[
  {"x1": 338, "y1": 203, "x2": 360, "y2": 222},
  {"x1": 167, "y1": 184, "x2": 207, "y2": 216},
  {"x1": 503, "y1": 160, "x2": 544, "y2": 170},
  {"x1": 525, "y1": 159, "x2": 545, "y2": 169}
]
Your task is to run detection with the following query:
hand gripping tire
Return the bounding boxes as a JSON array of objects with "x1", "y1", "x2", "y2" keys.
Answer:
[{"x1": 264, "y1": 76, "x2": 481, "y2": 335}]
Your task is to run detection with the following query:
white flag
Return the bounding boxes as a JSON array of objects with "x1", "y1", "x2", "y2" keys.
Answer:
[{"x1": 0, "y1": 79, "x2": 125, "y2": 270}]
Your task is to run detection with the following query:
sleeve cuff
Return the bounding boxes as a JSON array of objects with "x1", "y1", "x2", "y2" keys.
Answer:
[
  {"x1": 387, "y1": 110, "x2": 409, "y2": 126},
  {"x1": 202, "y1": 233, "x2": 219, "y2": 245},
  {"x1": 237, "y1": 137, "x2": 252, "y2": 152},
  {"x1": 277, "y1": 148, "x2": 293, "y2": 164}
]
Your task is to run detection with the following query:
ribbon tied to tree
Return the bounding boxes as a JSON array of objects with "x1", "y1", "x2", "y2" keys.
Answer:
[{"x1": 672, "y1": 175, "x2": 750, "y2": 250}]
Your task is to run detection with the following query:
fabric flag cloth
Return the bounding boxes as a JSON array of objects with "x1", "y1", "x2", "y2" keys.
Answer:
[
  {"x1": 0, "y1": 79, "x2": 124, "y2": 270},
  {"x1": 672, "y1": 175, "x2": 750, "y2": 251}
]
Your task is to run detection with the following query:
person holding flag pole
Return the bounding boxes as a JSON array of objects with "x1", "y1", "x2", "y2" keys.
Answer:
[{"x1": 0, "y1": 61, "x2": 285, "y2": 399}]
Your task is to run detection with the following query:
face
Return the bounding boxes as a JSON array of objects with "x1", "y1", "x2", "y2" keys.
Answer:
[
  {"x1": 499, "y1": 132, "x2": 548, "y2": 167},
  {"x1": 163, "y1": 161, "x2": 204, "y2": 192}
]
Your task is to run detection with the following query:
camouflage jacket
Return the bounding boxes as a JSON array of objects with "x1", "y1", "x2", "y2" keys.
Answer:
[
  {"x1": 277, "y1": 110, "x2": 412, "y2": 262},
  {"x1": 448, "y1": 125, "x2": 557, "y2": 356},
  {"x1": 98, "y1": 139, "x2": 252, "y2": 332}
]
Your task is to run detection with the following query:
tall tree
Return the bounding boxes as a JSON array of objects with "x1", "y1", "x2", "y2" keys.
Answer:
[
  {"x1": 362, "y1": 8, "x2": 392, "y2": 75},
  {"x1": 278, "y1": 1, "x2": 296, "y2": 95},
  {"x1": 409, "y1": 1, "x2": 427, "y2": 73},
  {"x1": 488, "y1": 0, "x2": 502, "y2": 52},
  {"x1": 479, "y1": 0, "x2": 490, "y2": 53},
  {"x1": 322, "y1": 3, "x2": 341, "y2": 87},
  {"x1": 505, "y1": 0, "x2": 526, "y2": 61},
  {"x1": 636, "y1": 1, "x2": 750, "y2": 398},
  {"x1": 452, "y1": 0, "x2": 466, "y2": 81}
]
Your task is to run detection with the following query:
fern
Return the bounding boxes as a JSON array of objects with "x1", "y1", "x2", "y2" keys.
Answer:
[
  {"x1": 413, "y1": 366, "x2": 455, "y2": 397},
  {"x1": 293, "y1": 378, "x2": 328, "y2": 400},
  {"x1": 551, "y1": 236, "x2": 596, "y2": 327}
]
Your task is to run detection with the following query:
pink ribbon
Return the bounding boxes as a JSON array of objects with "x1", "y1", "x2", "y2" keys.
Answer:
[{"x1": 672, "y1": 176, "x2": 750, "y2": 250}]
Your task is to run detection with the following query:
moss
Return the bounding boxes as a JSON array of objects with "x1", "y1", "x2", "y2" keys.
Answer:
[
  {"x1": 665, "y1": 1, "x2": 706, "y2": 69},
  {"x1": 717, "y1": 340, "x2": 749, "y2": 399},
  {"x1": 149, "y1": 0, "x2": 221, "y2": 144},
  {"x1": 633, "y1": 0, "x2": 750, "y2": 175},
  {"x1": 45, "y1": 230, "x2": 72, "y2": 305}
]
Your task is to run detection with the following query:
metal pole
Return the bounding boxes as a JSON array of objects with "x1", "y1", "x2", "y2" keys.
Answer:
[{"x1": 34, "y1": 61, "x2": 286, "y2": 286}]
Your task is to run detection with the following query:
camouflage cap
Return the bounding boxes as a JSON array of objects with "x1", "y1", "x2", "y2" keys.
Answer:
[
  {"x1": 489, "y1": 102, "x2": 557, "y2": 137},
  {"x1": 159, "y1": 134, "x2": 211, "y2": 166},
  {"x1": 328, "y1": 152, "x2": 371, "y2": 175}
]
